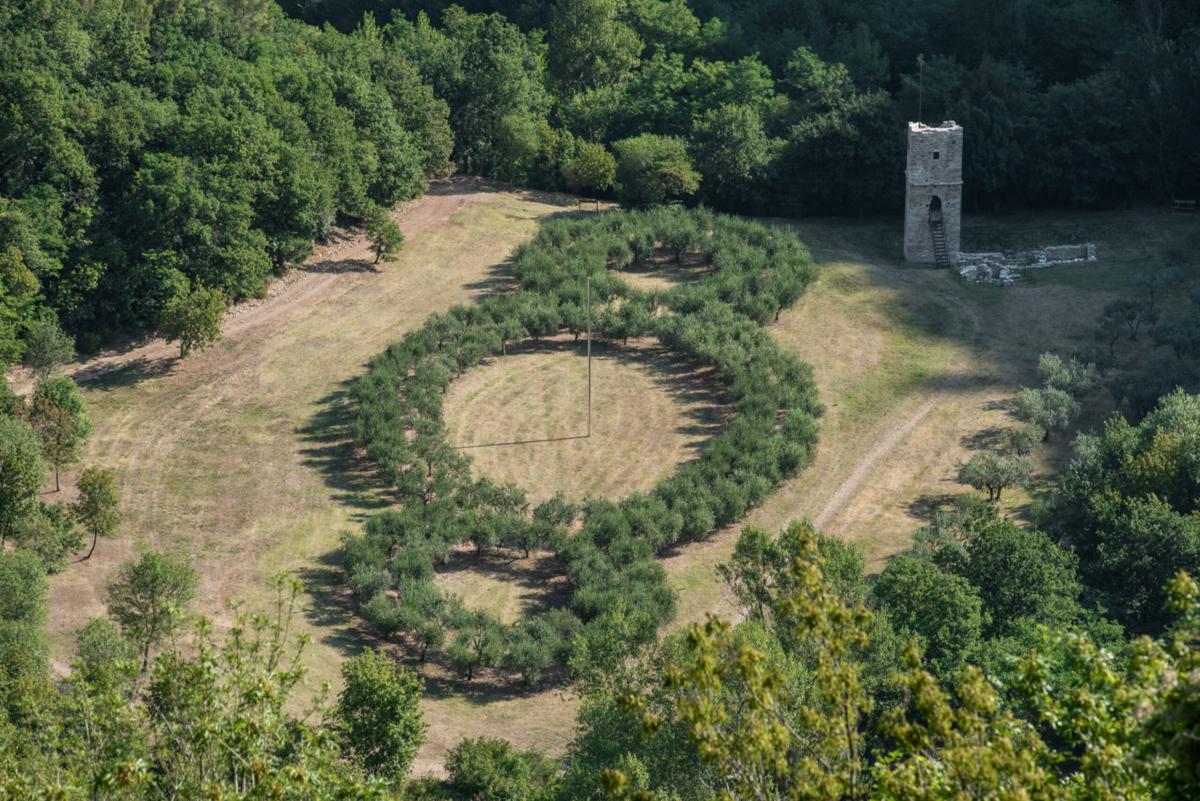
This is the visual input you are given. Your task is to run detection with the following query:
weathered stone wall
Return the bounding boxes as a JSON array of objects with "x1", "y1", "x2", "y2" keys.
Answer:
[
  {"x1": 957, "y1": 243, "x2": 1097, "y2": 285},
  {"x1": 904, "y1": 121, "x2": 963, "y2": 263}
]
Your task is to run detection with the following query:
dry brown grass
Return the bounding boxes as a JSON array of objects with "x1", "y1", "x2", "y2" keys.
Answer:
[
  {"x1": 41, "y1": 180, "x2": 590, "y2": 775},
  {"x1": 443, "y1": 336, "x2": 727, "y2": 506},
  {"x1": 37, "y1": 193, "x2": 1190, "y2": 777}
]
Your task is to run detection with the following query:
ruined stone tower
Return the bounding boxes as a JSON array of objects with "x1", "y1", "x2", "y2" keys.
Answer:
[{"x1": 904, "y1": 121, "x2": 962, "y2": 265}]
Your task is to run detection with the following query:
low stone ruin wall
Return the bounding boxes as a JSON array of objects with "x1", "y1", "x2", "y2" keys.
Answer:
[{"x1": 957, "y1": 243, "x2": 1097, "y2": 285}]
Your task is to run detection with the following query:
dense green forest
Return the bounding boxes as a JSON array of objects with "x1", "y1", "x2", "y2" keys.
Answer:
[
  {"x1": 285, "y1": 0, "x2": 1200, "y2": 212},
  {"x1": 0, "y1": 0, "x2": 452, "y2": 356},
  {"x1": 4, "y1": 0, "x2": 1200, "y2": 359}
]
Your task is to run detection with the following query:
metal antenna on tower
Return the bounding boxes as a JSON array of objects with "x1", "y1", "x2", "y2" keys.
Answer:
[{"x1": 917, "y1": 53, "x2": 925, "y2": 123}]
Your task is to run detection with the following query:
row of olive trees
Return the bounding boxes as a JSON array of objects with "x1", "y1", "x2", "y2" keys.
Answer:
[{"x1": 343, "y1": 207, "x2": 820, "y2": 682}]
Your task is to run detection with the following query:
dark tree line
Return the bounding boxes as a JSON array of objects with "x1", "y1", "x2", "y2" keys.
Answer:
[
  {"x1": 285, "y1": 0, "x2": 1200, "y2": 214},
  {"x1": 344, "y1": 206, "x2": 820, "y2": 683},
  {"x1": 7, "y1": 0, "x2": 1199, "y2": 361},
  {"x1": 0, "y1": 0, "x2": 452, "y2": 358}
]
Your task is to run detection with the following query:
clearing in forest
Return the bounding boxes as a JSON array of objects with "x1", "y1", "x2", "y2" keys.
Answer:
[
  {"x1": 40, "y1": 189, "x2": 1187, "y2": 776},
  {"x1": 443, "y1": 336, "x2": 728, "y2": 505}
]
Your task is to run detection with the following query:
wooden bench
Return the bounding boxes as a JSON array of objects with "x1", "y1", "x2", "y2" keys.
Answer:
[{"x1": 1172, "y1": 199, "x2": 1197, "y2": 213}]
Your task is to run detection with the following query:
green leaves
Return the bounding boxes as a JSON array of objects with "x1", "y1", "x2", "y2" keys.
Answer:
[
  {"x1": 158, "y1": 282, "x2": 224, "y2": 358},
  {"x1": 337, "y1": 649, "x2": 426, "y2": 781},
  {"x1": 104, "y1": 551, "x2": 198, "y2": 671},
  {"x1": 364, "y1": 206, "x2": 405, "y2": 264},
  {"x1": 0, "y1": 415, "x2": 48, "y2": 543},
  {"x1": 612, "y1": 134, "x2": 700, "y2": 207},
  {"x1": 28, "y1": 374, "x2": 91, "y2": 491}
]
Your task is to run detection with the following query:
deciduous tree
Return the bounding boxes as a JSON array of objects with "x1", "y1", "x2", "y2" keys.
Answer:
[
  {"x1": 0, "y1": 415, "x2": 47, "y2": 545},
  {"x1": 105, "y1": 551, "x2": 198, "y2": 671},
  {"x1": 21, "y1": 314, "x2": 74, "y2": 377},
  {"x1": 613, "y1": 134, "x2": 700, "y2": 207},
  {"x1": 28, "y1": 375, "x2": 91, "y2": 491},
  {"x1": 74, "y1": 466, "x2": 120, "y2": 561},
  {"x1": 364, "y1": 206, "x2": 405, "y2": 264},
  {"x1": 159, "y1": 283, "x2": 225, "y2": 358},
  {"x1": 337, "y1": 649, "x2": 426, "y2": 782},
  {"x1": 563, "y1": 141, "x2": 618, "y2": 200}
]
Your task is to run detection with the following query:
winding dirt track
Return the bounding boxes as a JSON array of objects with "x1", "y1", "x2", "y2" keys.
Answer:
[
  {"x1": 53, "y1": 183, "x2": 495, "y2": 389},
  {"x1": 26, "y1": 189, "x2": 1061, "y2": 775}
]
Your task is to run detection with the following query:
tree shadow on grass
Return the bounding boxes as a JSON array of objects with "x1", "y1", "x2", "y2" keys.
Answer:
[
  {"x1": 293, "y1": 382, "x2": 400, "y2": 661},
  {"x1": 435, "y1": 548, "x2": 570, "y2": 620},
  {"x1": 296, "y1": 549, "x2": 377, "y2": 660},
  {"x1": 461, "y1": 336, "x2": 731, "y2": 454},
  {"x1": 298, "y1": 380, "x2": 394, "y2": 518},
  {"x1": 79, "y1": 354, "x2": 176, "y2": 391},
  {"x1": 460, "y1": 205, "x2": 602, "y2": 301},
  {"x1": 303, "y1": 257, "x2": 376, "y2": 274},
  {"x1": 959, "y1": 425, "x2": 1010, "y2": 451},
  {"x1": 463, "y1": 253, "x2": 521, "y2": 299},
  {"x1": 906, "y1": 493, "x2": 961, "y2": 523}
]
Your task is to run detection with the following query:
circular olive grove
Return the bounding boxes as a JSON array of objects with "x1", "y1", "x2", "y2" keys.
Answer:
[
  {"x1": 343, "y1": 206, "x2": 821, "y2": 685},
  {"x1": 443, "y1": 340, "x2": 730, "y2": 503}
]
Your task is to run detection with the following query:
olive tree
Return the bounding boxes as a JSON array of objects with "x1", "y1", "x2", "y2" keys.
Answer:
[
  {"x1": 1015, "y1": 386, "x2": 1080, "y2": 440},
  {"x1": 956, "y1": 449, "x2": 1034, "y2": 502}
]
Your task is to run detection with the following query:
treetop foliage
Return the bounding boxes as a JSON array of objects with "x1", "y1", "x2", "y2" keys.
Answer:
[{"x1": 603, "y1": 522, "x2": 1200, "y2": 801}]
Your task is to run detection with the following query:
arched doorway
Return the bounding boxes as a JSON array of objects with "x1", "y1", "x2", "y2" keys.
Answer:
[{"x1": 928, "y1": 195, "x2": 943, "y2": 223}]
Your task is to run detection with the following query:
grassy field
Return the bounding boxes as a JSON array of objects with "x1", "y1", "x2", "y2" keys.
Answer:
[
  {"x1": 661, "y1": 209, "x2": 1190, "y2": 624},
  {"x1": 37, "y1": 190, "x2": 1193, "y2": 775},
  {"x1": 41, "y1": 180, "x2": 591, "y2": 775},
  {"x1": 443, "y1": 336, "x2": 727, "y2": 506}
]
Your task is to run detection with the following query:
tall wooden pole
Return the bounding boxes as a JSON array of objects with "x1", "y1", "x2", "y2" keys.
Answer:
[{"x1": 586, "y1": 275, "x2": 592, "y2": 437}]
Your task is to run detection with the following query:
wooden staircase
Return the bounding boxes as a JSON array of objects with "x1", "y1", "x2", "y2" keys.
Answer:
[{"x1": 929, "y1": 217, "x2": 952, "y2": 268}]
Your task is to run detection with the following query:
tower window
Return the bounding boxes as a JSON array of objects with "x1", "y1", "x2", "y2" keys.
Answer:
[{"x1": 933, "y1": 151, "x2": 940, "y2": 160}]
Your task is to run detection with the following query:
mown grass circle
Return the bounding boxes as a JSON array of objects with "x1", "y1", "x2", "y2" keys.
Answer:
[{"x1": 344, "y1": 206, "x2": 822, "y2": 685}]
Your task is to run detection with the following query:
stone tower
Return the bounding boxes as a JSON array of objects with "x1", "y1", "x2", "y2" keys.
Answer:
[{"x1": 904, "y1": 121, "x2": 963, "y2": 265}]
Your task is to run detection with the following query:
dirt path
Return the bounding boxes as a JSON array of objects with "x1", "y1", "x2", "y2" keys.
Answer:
[
  {"x1": 664, "y1": 250, "x2": 1004, "y2": 623},
  {"x1": 812, "y1": 395, "x2": 940, "y2": 530},
  {"x1": 36, "y1": 180, "x2": 583, "y2": 773},
  {"x1": 14, "y1": 180, "x2": 496, "y2": 393},
  {"x1": 808, "y1": 276, "x2": 987, "y2": 532}
]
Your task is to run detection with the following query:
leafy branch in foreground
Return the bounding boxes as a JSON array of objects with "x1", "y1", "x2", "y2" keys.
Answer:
[
  {"x1": 604, "y1": 526, "x2": 1200, "y2": 801},
  {"x1": 1, "y1": 576, "x2": 392, "y2": 799}
]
